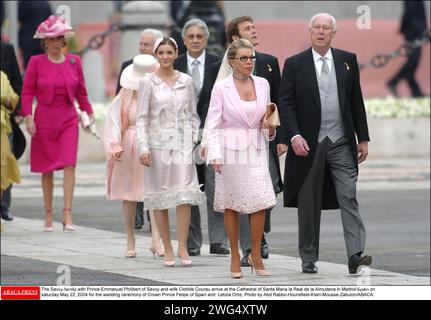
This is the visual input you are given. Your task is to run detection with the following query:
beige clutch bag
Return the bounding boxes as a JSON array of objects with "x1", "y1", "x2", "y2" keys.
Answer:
[
  {"x1": 80, "y1": 111, "x2": 100, "y2": 139},
  {"x1": 266, "y1": 103, "x2": 280, "y2": 128}
]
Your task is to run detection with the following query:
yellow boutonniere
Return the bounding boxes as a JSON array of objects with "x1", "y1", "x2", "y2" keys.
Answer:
[
  {"x1": 267, "y1": 64, "x2": 272, "y2": 72},
  {"x1": 344, "y1": 62, "x2": 350, "y2": 70}
]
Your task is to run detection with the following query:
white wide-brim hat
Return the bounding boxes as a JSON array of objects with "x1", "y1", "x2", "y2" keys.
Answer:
[{"x1": 120, "y1": 54, "x2": 159, "y2": 91}]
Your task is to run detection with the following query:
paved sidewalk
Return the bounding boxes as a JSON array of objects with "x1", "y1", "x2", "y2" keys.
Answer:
[
  {"x1": 1, "y1": 217, "x2": 428, "y2": 286},
  {"x1": 2, "y1": 158, "x2": 429, "y2": 286},
  {"x1": 11, "y1": 158, "x2": 431, "y2": 198}
]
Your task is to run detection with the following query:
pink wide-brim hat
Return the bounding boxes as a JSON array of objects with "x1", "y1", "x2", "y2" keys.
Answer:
[{"x1": 33, "y1": 15, "x2": 74, "y2": 39}]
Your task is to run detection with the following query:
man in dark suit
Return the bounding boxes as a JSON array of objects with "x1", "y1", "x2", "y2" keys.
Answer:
[
  {"x1": 115, "y1": 28, "x2": 163, "y2": 229},
  {"x1": 210, "y1": 16, "x2": 285, "y2": 266},
  {"x1": 278, "y1": 13, "x2": 372, "y2": 274},
  {"x1": 173, "y1": 18, "x2": 228, "y2": 256},
  {"x1": 1, "y1": 42, "x2": 24, "y2": 221},
  {"x1": 18, "y1": 0, "x2": 52, "y2": 69},
  {"x1": 387, "y1": 0, "x2": 428, "y2": 97}
]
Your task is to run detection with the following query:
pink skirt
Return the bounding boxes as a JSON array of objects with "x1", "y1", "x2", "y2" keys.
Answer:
[
  {"x1": 107, "y1": 127, "x2": 145, "y2": 201},
  {"x1": 214, "y1": 145, "x2": 276, "y2": 214}
]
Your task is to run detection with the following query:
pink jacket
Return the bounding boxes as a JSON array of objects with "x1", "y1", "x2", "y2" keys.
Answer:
[
  {"x1": 20, "y1": 54, "x2": 93, "y2": 116},
  {"x1": 206, "y1": 74, "x2": 272, "y2": 163}
]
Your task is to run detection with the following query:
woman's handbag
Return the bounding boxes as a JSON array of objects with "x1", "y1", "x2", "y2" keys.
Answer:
[
  {"x1": 80, "y1": 111, "x2": 100, "y2": 139},
  {"x1": 265, "y1": 103, "x2": 280, "y2": 128}
]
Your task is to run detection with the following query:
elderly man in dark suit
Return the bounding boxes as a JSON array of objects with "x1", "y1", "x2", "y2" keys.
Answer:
[
  {"x1": 209, "y1": 16, "x2": 284, "y2": 266},
  {"x1": 1, "y1": 42, "x2": 24, "y2": 221},
  {"x1": 173, "y1": 18, "x2": 228, "y2": 256},
  {"x1": 278, "y1": 13, "x2": 372, "y2": 274}
]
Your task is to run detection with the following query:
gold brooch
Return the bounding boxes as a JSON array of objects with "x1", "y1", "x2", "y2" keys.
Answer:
[
  {"x1": 267, "y1": 64, "x2": 272, "y2": 72},
  {"x1": 344, "y1": 62, "x2": 350, "y2": 70}
]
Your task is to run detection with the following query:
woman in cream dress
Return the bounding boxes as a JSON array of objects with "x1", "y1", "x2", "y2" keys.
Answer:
[{"x1": 137, "y1": 37, "x2": 203, "y2": 267}]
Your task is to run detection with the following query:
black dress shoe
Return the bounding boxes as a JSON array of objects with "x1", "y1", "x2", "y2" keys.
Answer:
[
  {"x1": 1, "y1": 207, "x2": 13, "y2": 221},
  {"x1": 187, "y1": 248, "x2": 201, "y2": 256},
  {"x1": 261, "y1": 236, "x2": 269, "y2": 259},
  {"x1": 348, "y1": 254, "x2": 372, "y2": 274},
  {"x1": 240, "y1": 249, "x2": 251, "y2": 267},
  {"x1": 210, "y1": 243, "x2": 230, "y2": 255},
  {"x1": 302, "y1": 261, "x2": 318, "y2": 274}
]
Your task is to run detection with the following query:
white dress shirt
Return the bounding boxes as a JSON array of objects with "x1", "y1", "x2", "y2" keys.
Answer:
[
  {"x1": 312, "y1": 47, "x2": 333, "y2": 78},
  {"x1": 291, "y1": 48, "x2": 334, "y2": 143}
]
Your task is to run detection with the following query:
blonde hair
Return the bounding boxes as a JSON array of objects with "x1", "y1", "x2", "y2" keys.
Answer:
[{"x1": 227, "y1": 38, "x2": 254, "y2": 61}]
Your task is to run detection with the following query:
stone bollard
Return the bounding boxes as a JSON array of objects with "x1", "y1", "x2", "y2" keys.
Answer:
[{"x1": 119, "y1": 1, "x2": 169, "y2": 67}]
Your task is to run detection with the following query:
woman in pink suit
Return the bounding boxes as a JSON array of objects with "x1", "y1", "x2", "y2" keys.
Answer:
[
  {"x1": 21, "y1": 15, "x2": 94, "y2": 232},
  {"x1": 206, "y1": 39, "x2": 276, "y2": 278}
]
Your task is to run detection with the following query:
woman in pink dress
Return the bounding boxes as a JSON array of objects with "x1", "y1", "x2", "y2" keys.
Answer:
[
  {"x1": 21, "y1": 15, "x2": 94, "y2": 232},
  {"x1": 206, "y1": 39, "x2": 277, "y2": 278},
  {"x1": 103, "y1": 54, "x2": 159, "y2": 258}
]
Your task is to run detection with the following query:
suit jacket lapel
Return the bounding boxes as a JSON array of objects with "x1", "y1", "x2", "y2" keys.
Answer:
[
  {"x1": 225, "y1": 75, "x2": 253, "y2": 126},
  {"x1": 302, "y1": 48, "x2": 321, "y2": 112},
  {"x1": 201, "y1": 52, "x2": 212, "y2": 90},
  {"x1": 176, "y1": 55, "x2": 187, "y2": 73},
  {"x1": 59, "y1": 59, "x2": 75, "y2": 105},
  {"x1": 255, "y1": 51, "x2": 265, "y2": 77},
  {"x1": 332, "y1": 48, "x2": 346, "y2": 111},
  {"x1": 249, "y1": 76, "x2": 266, "y2": 127}
]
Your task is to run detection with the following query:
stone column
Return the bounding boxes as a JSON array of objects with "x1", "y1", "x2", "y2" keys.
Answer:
[{"x1": 119, "y1": 1, "x2": 169, "y2": 67}]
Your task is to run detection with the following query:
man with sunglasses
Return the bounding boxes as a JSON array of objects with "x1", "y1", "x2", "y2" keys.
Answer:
[{"x1": 209, "y1": 16, "x2": 285, "y2": 267}]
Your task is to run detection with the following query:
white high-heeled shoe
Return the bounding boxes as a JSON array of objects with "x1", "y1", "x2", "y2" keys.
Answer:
[
  {"x1": 163, "y1": 260, "x2": 176, "y2": 267},
  {"x1": 43, "y1": 226, "x2": 54, "y2": 232},
  {"x1": 44, "y1": 209, "x2": 54, "y2": 232},
  {"x1": 62, "y1": 208, "x2": 75, "y2": 232}
]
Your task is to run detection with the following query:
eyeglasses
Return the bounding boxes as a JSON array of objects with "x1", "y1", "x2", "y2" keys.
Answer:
[{"x1": 233, "y1": 55, "x2": 256, "y2": 62}]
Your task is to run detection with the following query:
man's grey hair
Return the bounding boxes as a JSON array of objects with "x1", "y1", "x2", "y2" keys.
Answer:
[
  {"x1": 309, "y1": 13, "x2": 337, "y2": 33},
  {"x1": 181, "y1": 18, "x2": 210, "y2": 39},
  {"x1": 141, "y1": 28, "x2": 164, "y2": 39}
]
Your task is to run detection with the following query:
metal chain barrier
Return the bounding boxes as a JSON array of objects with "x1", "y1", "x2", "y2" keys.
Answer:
[
  {"x1": 359, "y1": 30, "x2": 430, "y2": 70},
  {"x1": 76, "y1": 24, "x2": 429, "y2": 71},
  {"x1": 75, "y1": 23, "x2": 125, "y2": 56}
]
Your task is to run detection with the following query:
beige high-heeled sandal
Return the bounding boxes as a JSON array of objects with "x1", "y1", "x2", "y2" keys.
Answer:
[
  {"x1": 178, "y1": 252, "x2": 192, "y2": 267},
  {"x1": 248, "y1": 256, "x2": 271, "y2": 276},
  {"x1": 230, "y1": 271, "x2": 243, "y2": 279},
  {"x1": 43, "y1": 209, "x2": 54, "y2": 232},
  {"x1": 62, "y1": 208, "x2": 75, "y2": 231},
  {"x1": 125, "y1": 250, "x2": 137, "y2": 258},
  {"x1": 149, "y1": 246, "x2": 165, "y2": 259}
]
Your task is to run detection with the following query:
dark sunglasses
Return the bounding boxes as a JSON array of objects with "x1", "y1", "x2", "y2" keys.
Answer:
[{"x1": 233, "y1": 55, "x2": 256, "y2": 62}]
